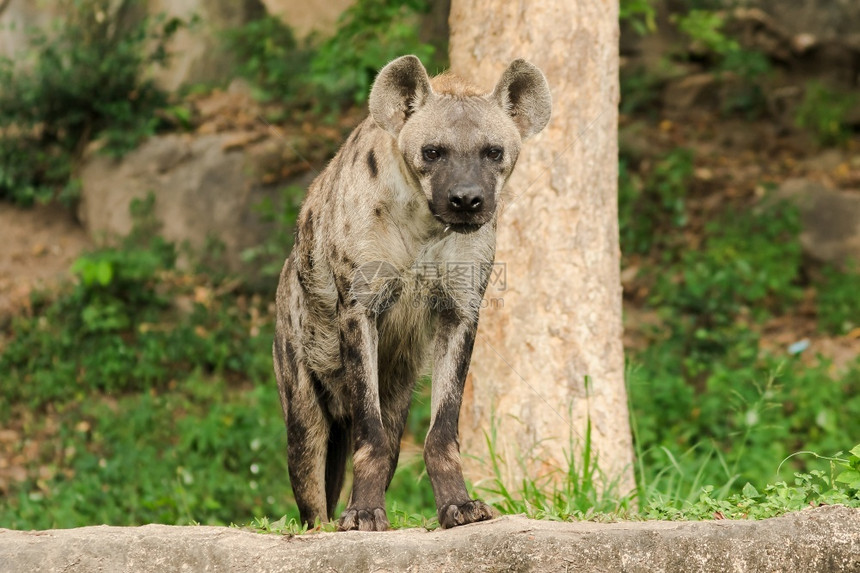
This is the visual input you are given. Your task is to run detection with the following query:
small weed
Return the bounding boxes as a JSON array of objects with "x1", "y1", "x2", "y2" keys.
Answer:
[
  {"x1": 476, "y1": 401, "x2": 633, "y2": 521},
  {"x1": 642, "y1": 445, "x2": 860, "y2": 520},
  {"x1": 247, "y1": 515, "x2": 310, "y2": 535}
]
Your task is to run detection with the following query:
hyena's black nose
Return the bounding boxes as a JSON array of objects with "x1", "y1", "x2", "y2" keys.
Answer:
[{"x1": 448, "y1": 184, "x2": 484, "y2": 212}]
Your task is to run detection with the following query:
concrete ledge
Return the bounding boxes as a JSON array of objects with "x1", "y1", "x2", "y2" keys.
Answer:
[{"x1": 1, "y1": 505, "x2": 858, "y2": 572}]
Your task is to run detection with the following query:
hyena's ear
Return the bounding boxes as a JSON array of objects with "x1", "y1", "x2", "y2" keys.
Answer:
[
  {"x1": 369, "y1": 55, "x2": 433, "y2": 137},
  {"x1": 491, "y1": 59, "x2": 552, "y2": 140}
]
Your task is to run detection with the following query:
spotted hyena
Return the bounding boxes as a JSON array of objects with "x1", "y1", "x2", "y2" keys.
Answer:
[{"x1": 273, "y1": 55, "x2": 552, "y2": 531}]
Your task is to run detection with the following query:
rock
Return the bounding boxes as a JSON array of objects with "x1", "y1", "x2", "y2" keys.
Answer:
[
  {"x1": 1, "y1": 507, "x2": 859, "y2": 572},
  {"x1": 0, "y1": 1, "x2": 61, "y2": 59},
  {"x1": 777, "y1": 178, "x2": 860, "y2": 266},
  {"x1": 261, "y1": 0, "x2": 354, "y2": 38},
  {"x1": 78, "y1": 132, "x2": 309, "y2": 273},
  {"x1": 741, "y1": 0, "x2": 860, "y2": 45}
]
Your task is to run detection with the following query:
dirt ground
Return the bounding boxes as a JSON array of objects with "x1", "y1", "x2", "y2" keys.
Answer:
[{"x1": 0, "y1": 203, "x2": 91, "y2": 320}]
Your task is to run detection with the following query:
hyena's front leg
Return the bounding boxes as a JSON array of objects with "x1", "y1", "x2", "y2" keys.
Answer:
[
  {"x1": 337, "y1": 311, "x2": 391, "y2": 531},
  {"x1": 425, "y1": 309, "x2": 495, "y2": 529}
]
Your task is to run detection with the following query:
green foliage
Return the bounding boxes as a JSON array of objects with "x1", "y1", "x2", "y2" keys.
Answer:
[
  {"x1": 476, "y1": 405, "x2": 633, "y2": 521},
  {"x1": 620, "y1": 0, "x2": 656, "y2": 36},
  {"x1": 649, "y1": 201, "x2": 803, "y2": 368},
  {"x1": 620, "y1": 148, "x2": 695, "y2": 254},
  {"x1": 643, "y1": 462, "x2": 860, "y2": 520},
  {"x1": 623, "y1": 176, "x2": 860, "y2": 506},
  {"x1": 0, "y1": 196, "x2": 271, "y2": 409},
  {"x1": 0, "y1": 379, "x2": 293, "y2": 529},
  {"x1": 0, "y1": 0, "x2": 181, "y2": 205},
  {"x1": 661, "y1": 202, "x2": 803, "y2": 312},
  {"x1": 674, "y1": 9, "x2": 771, "y2": 115},
  {"x1": 631, "y1": 359, "x2": 860, "y2": 508},
  {"x1": 815, "y1": 263, "x2": 860, "y2": 335},
  {"x1": 308, "y1": 0, "x2": 436, "y2": 108},
  {"x1": 223, "y1": 16, "x2": 313, "y2": 103},
  {"x1": 620, "y1": 67, "x2": 666, "y2": 115},
  {"x1": 795, "y1": 81, "x2": 858, "y2": 147},
  {"x1": 224, "y1": 0, "x2": 438, "y2": 110}
]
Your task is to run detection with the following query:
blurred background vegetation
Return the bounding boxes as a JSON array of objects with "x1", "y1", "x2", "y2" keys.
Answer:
[{"x1": 0, "y1": 0, "x2": 858, "y2": 530}]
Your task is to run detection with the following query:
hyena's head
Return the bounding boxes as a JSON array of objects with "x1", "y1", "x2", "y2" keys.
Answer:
[{"x1": 369, "y1": 55, "x2": 552, "y2": 233}]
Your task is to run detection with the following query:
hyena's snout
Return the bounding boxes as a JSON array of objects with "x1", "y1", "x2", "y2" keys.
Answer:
[
  {"x1": 447, "y1": 182, "x2": 484, "y2": 213},
  {"x1": 431, "y1": 164, "x2": 497, "y2": 232}
]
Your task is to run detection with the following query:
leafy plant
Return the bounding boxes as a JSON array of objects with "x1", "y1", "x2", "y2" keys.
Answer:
[
  {"x1": 649, "y1": 200, "x2": 803, "y2": 361},
  {"x1": 307, "y1": 0, "x2": 437, "y2": 108},
  {"x1": 223, "y1": 15, "x2": 313, "y2": 103},
  {"x1": 0, "y1": 196, "x2": 271, "y2": 409},
  {"x1": 674, "y1": 9, "x2": 771, "y2": 115},
  {"x1": 0, "y1": 0, "x2": 181, "y2": 205},
  {"x1": 476, "y1": 396, "x2": 634, "y2": 521},
  {"x1": 620, "y1": 0, "x2": 656, "y2": 36},
  {"x1": 620, "y1": 148, "x2": 695, "y2": 255},
  {"x1": 795, "y1": 81, "x2": 858, "y2": 147},
  {"x1": 815, "y1": 263, "x2": 860, "y2": 335},
  {"x1": 225, "y1": 0, "x2": 439, "y2": 111}
]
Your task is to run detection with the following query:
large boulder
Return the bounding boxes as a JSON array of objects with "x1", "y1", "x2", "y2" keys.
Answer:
[
  {"x1": 260, "y1": 0, "x2": 353, "y2": 38},
  {"x1": 777, "y1": 178, "x2": 860, "y2": 266},
  {"x1": 1, "y1": 507, "x2": 859, "y2": 572},
  {"x1": 78, "y1": 129, "x2": 310, "y2": 273}
]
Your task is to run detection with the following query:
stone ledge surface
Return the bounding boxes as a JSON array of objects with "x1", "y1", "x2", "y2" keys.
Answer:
[{"x1": 1, "y1": 505, "x2": 858, "y2": 572}]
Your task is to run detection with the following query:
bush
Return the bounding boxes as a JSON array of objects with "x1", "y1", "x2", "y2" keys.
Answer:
[
  {"x1": 0, "y1": 0, "x2": 181, "y2": 205},
  {"x1": 0, "y1": 196, "x2": 272, "y2": 409},
  {"x1": 224, "y1": 0, "x2": 438, "y2": 111},
  {"x1": 795, "y1": 81, "x2": 858, "y2": 147},
  {"x1": 674, "y1": 9, "x2": 771, "y2": 115},
  {"x1": 223, "y1": 16, "x2": 312, "y2": 103},
  {"x1": 620, "y1": 148, "x2": 695, "y2": 255},
  {"x1": 816, "y1": 263, "x2": 860, "y2": 335}
]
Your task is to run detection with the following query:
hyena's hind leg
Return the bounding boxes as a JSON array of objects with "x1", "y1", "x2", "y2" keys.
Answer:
[{"x1": 274, "y1": 334, "x2": 329, "y2": 526}]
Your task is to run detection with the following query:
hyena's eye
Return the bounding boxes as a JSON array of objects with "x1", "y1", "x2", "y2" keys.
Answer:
[
  {"x1": 485, "y1": 147, "x2": 503, "y2": 162},
  {"x1": 422, "y1": 147, "x2": 442, "y2": 162}
]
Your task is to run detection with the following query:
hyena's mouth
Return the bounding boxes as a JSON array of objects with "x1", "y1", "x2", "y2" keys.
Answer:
[
  {"x1": 427, "y1": 201, "x2": 492, "y2": 234},
  {"x1": 430, "y1": 211, "x2": 487, "y2": 234},
  {"x1": 445, "y1": 222, "x2": 483, "y2": 234}
]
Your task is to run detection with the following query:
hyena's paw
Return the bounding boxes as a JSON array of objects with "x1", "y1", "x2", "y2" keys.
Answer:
[
  {"x1": 438, "y1": 499, "x2": 495, "y2": 529},
  {"x1": 337, "y1": 507, "x2": 390, "y2": 532}
]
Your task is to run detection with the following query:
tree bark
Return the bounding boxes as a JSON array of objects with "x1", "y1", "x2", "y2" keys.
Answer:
[{"x1": 449, "y1": 0, "x2": 635, "y2": 494}]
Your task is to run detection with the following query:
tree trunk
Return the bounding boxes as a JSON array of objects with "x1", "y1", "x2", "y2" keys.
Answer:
[{"x1": 449, "y1": 0, "x2": 635, "y2": 495}]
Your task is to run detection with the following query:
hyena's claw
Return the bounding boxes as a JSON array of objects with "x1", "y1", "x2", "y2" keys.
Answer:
[
  {"x1": 438, "y1": 500, "x2": 495, "y2": 529},
  {"x1": 337, "y1": 507, "x2": 390, "y2": 531}
]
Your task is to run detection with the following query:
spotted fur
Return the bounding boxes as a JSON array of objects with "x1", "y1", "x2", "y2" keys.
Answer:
[{"x1": 273, "y1": 55, "x2": 551, "y2": 531}]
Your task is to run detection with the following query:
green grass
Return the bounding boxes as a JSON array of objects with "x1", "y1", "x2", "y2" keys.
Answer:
[{"x1": 2, "y1": 155, "x2": 860, "y2": 530}]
